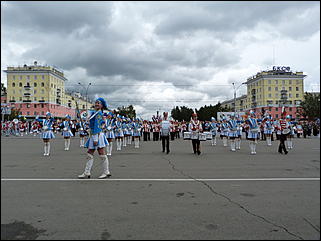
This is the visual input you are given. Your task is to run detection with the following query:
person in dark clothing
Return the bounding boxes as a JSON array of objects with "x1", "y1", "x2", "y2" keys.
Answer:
[{"x1": 160, "y1": 112, "x2": 171, "y2": 154}]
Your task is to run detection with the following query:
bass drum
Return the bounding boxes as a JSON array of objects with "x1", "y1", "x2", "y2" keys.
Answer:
[
  {"x1": 198, "y1": 133, "x2": 207, "y2": 141},
  {"x1": 183, "y1": 132, "x2": 191, "y2": 140}
]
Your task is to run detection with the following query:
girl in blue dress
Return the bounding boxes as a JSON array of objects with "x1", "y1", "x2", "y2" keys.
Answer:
[
  {"x1": 78, "y1": 98, "x2": 111, "y2": 179},
  {"x1": 36, "y1": 112, "x2": 55, "y2": 156}
]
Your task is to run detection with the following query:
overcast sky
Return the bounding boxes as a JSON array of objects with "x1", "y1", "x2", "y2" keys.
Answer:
[{"x1": 1, "y1": 1, "x2": 320, "y2": 118}]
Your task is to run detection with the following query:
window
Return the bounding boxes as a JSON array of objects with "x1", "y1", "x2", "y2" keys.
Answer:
[
  {"x1": 275, "y1": 108, "x2": 278, "y2": 111},
  {"x1": 12, "y1": 82, "x2": 15, "y2": 87},
  {"x1": 268, "y1": 80, "x2": 271, "y2": 84},
  {"x1": 296, "y1": 87, "x2": 299, "y2": 91},
  {"x1": 19, "y1": 97, "x2": 22, "y2": 101},
  {"x1": 289, "y1": 80, "x2": 292, "y2": 85},
  {"x1": 41, "y1": 82, "x2": 44, "y2": 87},
  {"x1": 19, "y1": 90, "x2": 22, "y2": 94},
  {"x1": 51, "y1": 84, "x2": 53, "y2": 88},
  {"x1": 282, "y1": 87, "x2": 285, "y2": 90},
  {"x1": 27, "y1": 104, "x2": 30, "y2": 108},
  {"x1": 289, "y1": 94, "x2": 292, "y2": 98},
  {"x1": 282, "y1": 80, "x2": 285, "y2": 85},
  {"x1": 275, "y1": 80, "x2": 278, "y2": 84},
  {"x1": 19, "y1": 82, "x2": 22, "y2": 87},
  {"x1": 20, "y1": 76, "x2": 22, "y2": 80},
  {"x1": 13, "y1": 75, "x2": 16, "y2": 80},
  {"x1": 41, "y1": 97, "x2": 44, "y2": 100},
  {"x1": 27, "y1": 111, "x2": 30, "y2": 115},
  {"x1": 27, "y1": 75, "x2": 30, "y2": 80},
  {"x1": 296, "y1": 94, "x2": 299, "y2": 98},
  {"x1": 289, "y1": 107, "x2": 292, "y2": 111},
  {"x1": 275, "y1": 93, "x2": 279, "y2": 98},
  {"x1": 275, "y1": 87, "x2": 278, "y2": 91},
  {"x1": 276, "y1": 114, "x2": 278, "y2": 118},
  {"x1": 34, "y1": 104, "x2": 37, "y2": 108},
  {"x1": 34, "y1": 75, "x2": 37, "y2": 80},
  {"x1": 34, "y1": 111, "x2": 37, "y2": 115},
  {"x1": 41, "y1": 89, "x2": 44, "y2": 94},
  {"x1": 34, "y1": 83, "x2": 37, "y2": 87},
  {"x1": 42, "y1": 111, "x2": 44, "y2": 115},
  {"x1": 42, "y1": 75, "x2": 45, "y2": 80},
  {"x1": 289, "y1": 87, "x2": 292, "y2": 91},
  {"x1": 34, "y1": 97, "x2": 37, "y2": 101},
  {"x1": 34, "y1": 90, "x2": 37, "y2": 94},
  {"x1": 268, "y1": 93, "x2": 272, "y2": 98},
  {"x1": 13, "y1": 90, "x2": 15, "y2": 94},
  {"x1": 296, "y1": 80, "x2": 300, "y2": 84}
]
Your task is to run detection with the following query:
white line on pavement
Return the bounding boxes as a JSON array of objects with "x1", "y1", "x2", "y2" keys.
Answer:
[{"x1": 1, "y1": 178, "x2": 320, "y2": 182}]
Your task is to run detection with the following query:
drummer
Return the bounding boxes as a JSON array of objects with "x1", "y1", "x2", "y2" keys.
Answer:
[{"x1": 188, "y1": 113, "x2": 203, "y2": 155}]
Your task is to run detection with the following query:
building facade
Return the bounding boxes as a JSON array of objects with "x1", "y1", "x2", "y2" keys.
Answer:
[
  {"x1": 3, "y1": 62, "x2": 93, "y2": 119},
  {"x1": 244, "y1": 67, "x2": 306, "y2": 118}
]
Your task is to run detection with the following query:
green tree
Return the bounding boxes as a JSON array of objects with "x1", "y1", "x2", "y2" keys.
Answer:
[
  {"x1": 171, "y1": 106, "x2": 194, "y2": 121},
  {"x1": 115, "y1": 105, "x2": 136, "y2": 119},
  {"x1": 7, "y1": 108, "x2": 21, "y2": 121},
  {"x1": 1, "y1": 83, "x2": 7, "y2": 95},
  {"x1": 300, "y1": 92, "x2": 320, "y2": 120}
]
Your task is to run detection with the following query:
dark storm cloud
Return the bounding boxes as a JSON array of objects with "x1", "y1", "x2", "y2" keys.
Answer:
[
  {"x1": 2, "y1": 1, "x2": 320, "y2": 118},
  {"x1": 2, "y1": 1, "x2": 113, "y2": 35}
]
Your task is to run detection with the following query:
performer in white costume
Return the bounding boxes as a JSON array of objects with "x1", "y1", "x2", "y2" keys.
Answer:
[
  {"x1": 36, "y1": 112, "x2": 55, "y2": 156},
  {"x1": 61, "y1": 115, "x2": 73, "y2": 151},
  {"x1": 78, "y1": 98, "x2": 111, "y2": 179},
  {"x1": 209, "y1": 117, "x2": 218, "y2": 146},
  {"x1": 246, "y1": 110, "x2": 259, "y2": 155}
]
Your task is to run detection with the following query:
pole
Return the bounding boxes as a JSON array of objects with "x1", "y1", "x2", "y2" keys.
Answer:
[{"x1": 233, "y1": 83, "x2": 236, "y2": 115}]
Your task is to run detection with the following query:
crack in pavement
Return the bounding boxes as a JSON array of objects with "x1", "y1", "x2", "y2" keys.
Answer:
[
  {"x1": 303, "y1": 217, "x2": 320, "y2": 233},
  {"x1": 162, "y1": 156, "x2": 305, "y2": 240}
]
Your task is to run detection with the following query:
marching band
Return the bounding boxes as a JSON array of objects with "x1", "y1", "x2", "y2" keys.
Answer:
[{"x1": 1, "y1": 106, "x2": 320, "y2": 178}]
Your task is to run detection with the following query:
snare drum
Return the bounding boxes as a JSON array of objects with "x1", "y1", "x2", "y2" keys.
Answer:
[
  {"x1": 282, "y1": 129, "x2": 290, "y2": 135},
  {"x1": 205, "y1": 132, "x2": 212, "y2": 140},
  {"x1": 198, "y1": 133, "x2": 207, "y2": 141},
  {"x1": 183, "y1": 132, "x2": 191, "y2": 140},
  {"x1": 191, "y1": 132, "x2": 199, "y2": 140}
]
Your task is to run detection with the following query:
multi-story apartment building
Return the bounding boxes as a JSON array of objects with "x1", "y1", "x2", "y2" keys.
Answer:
[
  {"x1": 221, "y1": 67, "x2": 307, "y2": 119},
  {"x1": 3, "y1": 62, "x2": 93, "y2": 118}
]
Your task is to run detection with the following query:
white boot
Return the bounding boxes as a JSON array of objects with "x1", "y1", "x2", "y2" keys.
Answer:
[
  {"x1": 211, "y1": 138, "x2": 215, "y2": 146},
  {"x1": 106, "y1": 145, "x2": 110, "y2": 155},
  {"x1": 98, "y1": 155, "x2": 111, "y2": 179},
  {"x1": 67, "y1": 139, "x2": 70, "y2": 150},
  {"x1": 44, "y1": 144, "x2": 47, "y2": 156},
  {"x1": 47, "y1": 142, "x2": 50, "y2": 156},
  {"x1": 214, "y1": 136, "x2": 217, "y2": 146},
  {"x1": 109, "y1": 142, "x2": 113, "y2": 155},
  {"x1": 249, "y1": 142, "x2": 254, "y2": 154},
  {"x1": 253, "y1": 142, "x2": 256, "y2": 154},
  {"x1": 64, "y1": 139, "x2": 68, "y2": 150},
  {"x1": 78, "y1": 153, "x2": 94, "y2": 178},
  {"x1": 123, "y1": 138, "x2": 126, "y2": 147}
]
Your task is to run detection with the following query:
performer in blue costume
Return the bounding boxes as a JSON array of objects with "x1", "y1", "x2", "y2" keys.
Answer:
[
  {"x1": 36, "y1": 112, "x2": 55, "y2": 156},
  {"x1": 78, "y1": 98, "x2": 111, "y2": 179},
  {"x1": 61, "y1": 114, "x2": 73, "y2": 151},
  {"x1": 246, "y1": 110, "x2": 259, "y2": 155}
]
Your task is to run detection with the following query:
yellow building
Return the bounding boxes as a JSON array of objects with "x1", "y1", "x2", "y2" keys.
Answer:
[
  {"x1": 221, "y1": 94, "x2": 248, "y2": 112},
  {"x1": 220, "y1": 67, "x2": 306, "y2": 119},
  {"x1": 3, "y1": 61, "x2": 93, "y2": 118},
  {"x1": 244, "y1": 67, "x2": 306, "y2": 118}
]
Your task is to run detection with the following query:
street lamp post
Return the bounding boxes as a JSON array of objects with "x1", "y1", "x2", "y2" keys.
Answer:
[
  {"x1": 78, "y1": 82, "x2": 92, "y2": 111},
  {"x1": 232, "y1": 82, "x2": 246, "y2": 115}
]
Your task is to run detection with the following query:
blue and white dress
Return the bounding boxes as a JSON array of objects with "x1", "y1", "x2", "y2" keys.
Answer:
[
  {"x1": 264, "y1": 120, "x2": 274, "y2": 135},
  {"x1": 247, "y1": 118, "x2": 259, "y2": 139},
  {"x1": 132, "y1": 122, "x2": 141, "y2": 137},
  {"x1": 221, "y1": 122, "x2": 229, "y2": 137},
  {"x1": 114, "y1": 121, "x2": 124, "y2": 138},
  {"x1": 127, "y1": 122, "x2": 133, "y2": 136},
  {"x1": 78, "y1": 121, "x2": 88, "y2": 137},
  {"x1": 209, "y1": 122, "x2": 218, "y2": 136},
  {"x1": 84, "y1": 110, "x2": 109, "y2": 149},
  {"x1": 122, "y1": 122, "x2": 129, "y2": 135},
  {"x1": 236, "y1": 121, "x2": 243, "y2": 137},
  {"x1": 61, "y1": 120, "x2": 74, "y2": 137},
  {"x1": 38, "y1": 118, "x2": 55, "y2": 139},
  {"x1": 228, "y1": 119, "x2": 238, "y2": 138},
  {"x1": 105, "y1": 119, "x2": 115, "y2": 139}
]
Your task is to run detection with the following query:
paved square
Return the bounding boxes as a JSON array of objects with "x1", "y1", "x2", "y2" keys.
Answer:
[{"x1": 1, "y1": 135, "x2": 320, "y2": 240}]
